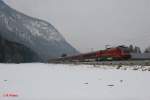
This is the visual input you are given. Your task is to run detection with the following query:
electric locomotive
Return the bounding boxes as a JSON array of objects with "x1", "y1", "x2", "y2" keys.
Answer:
[{"x1": 51, "y1": 46, "x2": 131, "y2": 62}]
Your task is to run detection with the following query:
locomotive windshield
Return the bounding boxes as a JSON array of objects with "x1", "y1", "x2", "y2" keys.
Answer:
[{"x1": 118, "y1": 46, "x2": 130, "y2": 53}]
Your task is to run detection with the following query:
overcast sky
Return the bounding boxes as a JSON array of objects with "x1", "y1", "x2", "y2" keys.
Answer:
[{"x1": 4, "y1": 0, "x2": 150, "y2": 52}]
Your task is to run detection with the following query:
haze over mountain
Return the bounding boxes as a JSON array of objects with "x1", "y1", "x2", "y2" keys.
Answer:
[
  {"x1": 5, "y1": 0, "x2": 150, "y2": 52},
  {"x1": 0, "y1": 0, "x2": 78, "y2": 62}
]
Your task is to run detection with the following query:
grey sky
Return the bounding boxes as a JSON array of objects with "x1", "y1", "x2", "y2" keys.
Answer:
[{"x1": 4, "y1": 0, "x2": 150, "y2": 52}]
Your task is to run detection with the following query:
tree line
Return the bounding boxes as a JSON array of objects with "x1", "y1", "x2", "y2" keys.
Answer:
[{"x1": 128, "y1": 45, "x2": 150, "y2": 53}]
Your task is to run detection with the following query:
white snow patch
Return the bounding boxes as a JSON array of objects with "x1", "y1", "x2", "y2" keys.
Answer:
[
  {"x1": 23, "y1": 20, "x2": 63, "y2": 42},
  {"x1": 0, "y1": 63, "x2": 150, "y2": 100}
]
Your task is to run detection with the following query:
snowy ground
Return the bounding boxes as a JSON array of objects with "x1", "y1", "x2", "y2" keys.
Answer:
[{"x1": 0, "y1": 63, "x2": 150, "y2": 100}]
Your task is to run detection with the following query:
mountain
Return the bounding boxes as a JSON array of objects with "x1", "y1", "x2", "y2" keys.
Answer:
[
  {"x1": 0, "y1": 0, "x2": 78, "y2": 62},
  {"x1": 0, "y1": 34, "x2": 40, "y2": 63}
]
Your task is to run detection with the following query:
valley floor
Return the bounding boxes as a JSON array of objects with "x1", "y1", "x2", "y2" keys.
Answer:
[{"x1": 0, "y1": 63, "x2": 150, "y2": 100}]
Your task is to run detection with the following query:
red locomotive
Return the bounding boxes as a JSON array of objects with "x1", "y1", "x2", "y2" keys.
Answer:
[
  {"x1": 53, "y1": 46, "x2": 131, "y2": 62},
  {"x1": 95, "y1": 46, "x2": 131, "y2": 61}
]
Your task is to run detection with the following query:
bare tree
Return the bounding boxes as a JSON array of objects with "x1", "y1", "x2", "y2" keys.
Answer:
[
  {"x1": 134, "y1": 46, "x2": 141, "y2": 53},
  {"x1": 129, "y1": 45, "x2": 134, "y2": 52},
  {"x1": 144, "y1": 46, "x2": 150, "y2": 53},
  {"x1": 128, "y1": 45, "x2": 141, "y2": 53}
]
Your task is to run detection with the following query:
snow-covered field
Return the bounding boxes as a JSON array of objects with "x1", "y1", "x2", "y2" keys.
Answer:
[{"x1": 0, "y1": 63, "x2": 150, "y2": 100}]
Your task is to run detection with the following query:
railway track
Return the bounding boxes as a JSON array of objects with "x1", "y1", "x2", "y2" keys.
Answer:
[{"x1": 50, "y1": 60, "x2": 150, "y2": 66}]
